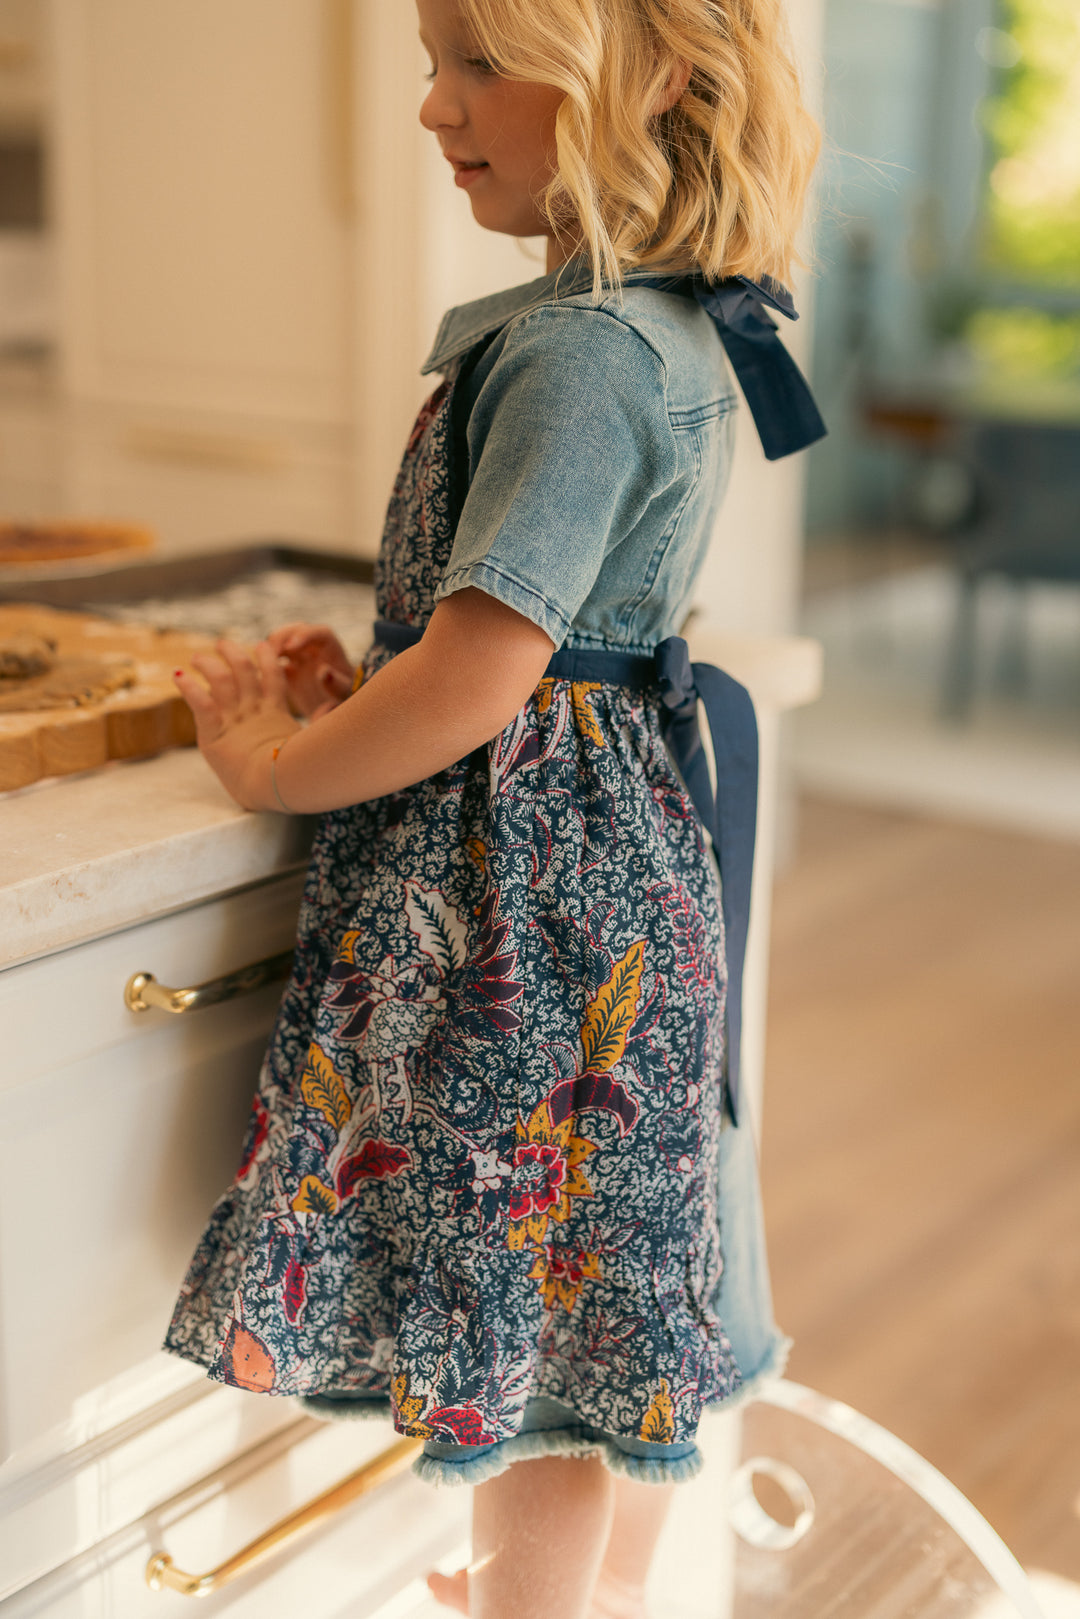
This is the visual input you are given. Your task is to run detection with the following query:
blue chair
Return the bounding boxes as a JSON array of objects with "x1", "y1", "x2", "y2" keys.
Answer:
[{"x1": 941, "y1": 420, "x2": 1080, "y2": 719}]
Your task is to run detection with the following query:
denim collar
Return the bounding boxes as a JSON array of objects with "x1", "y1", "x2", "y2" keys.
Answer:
[
  {"x1": 421, "y1": 260, "x2": 827, "y2": 460},
  {"x1": 421, "y1": 261, "x2": 599, "y2": 375}
]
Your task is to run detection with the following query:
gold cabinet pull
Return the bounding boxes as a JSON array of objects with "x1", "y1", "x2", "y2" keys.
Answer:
[
  {"x1": 125, "y1": 950, "x2": 294, "y2": 1015},
  {"x1": 146, "y1": 1435, "x2": 422, "y2": 1597}
]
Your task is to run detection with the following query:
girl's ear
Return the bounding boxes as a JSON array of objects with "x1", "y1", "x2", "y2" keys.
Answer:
[{"x1": 651, "y1": 56, "x2": 692, "y2": 116}]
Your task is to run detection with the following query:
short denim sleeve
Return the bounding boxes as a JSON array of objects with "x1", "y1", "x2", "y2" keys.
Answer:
[{"x1": 433, "y1": 305, "x2": 675, "y2": 647}]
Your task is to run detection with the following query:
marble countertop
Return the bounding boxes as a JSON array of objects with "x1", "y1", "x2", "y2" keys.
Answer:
[
  {"x1": 0, "y1": 627, "x2": 821, "y2": 973},
  {"x1": 0, "y1": 749, "x2": 315, "y2": 971}
]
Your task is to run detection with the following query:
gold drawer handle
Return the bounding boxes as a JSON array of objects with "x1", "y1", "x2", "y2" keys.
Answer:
[
  {"x1": 125, "y1": 950, "x2": 294, "y2": 1015},
  {"x1": 146, "y1": 1436, "x2": 422, "y2": 1596}
]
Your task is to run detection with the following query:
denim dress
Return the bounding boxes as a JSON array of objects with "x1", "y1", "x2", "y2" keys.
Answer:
[{"x1": 164, "y1": 265, "x2": 789, "y2": 1486}]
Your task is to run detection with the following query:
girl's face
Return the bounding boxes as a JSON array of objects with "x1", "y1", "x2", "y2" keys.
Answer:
[{"x1": 416, "y1": 0, "x2": 568, "y2": 267}]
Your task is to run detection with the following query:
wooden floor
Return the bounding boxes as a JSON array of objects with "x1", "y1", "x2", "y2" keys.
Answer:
[{"x1": 761, "y1": 795, "x2": 1080, "y2": 1583}]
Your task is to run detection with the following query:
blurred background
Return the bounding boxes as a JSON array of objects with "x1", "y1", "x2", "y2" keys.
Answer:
[
  {"x1": 798, "y1": 0, "x2": 1080, "y2": 840},
  {"x1": 0, "y1": 0, "x2": 1077, "y2": 1604},
  {"x1": 771, "y1": 0, "x2": 1080, "y2": 1596}
]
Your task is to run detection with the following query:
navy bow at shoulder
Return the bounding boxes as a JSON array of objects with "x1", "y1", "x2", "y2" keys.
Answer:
[{"x1": 635, "y1": 272, "x2": 827, "y2": 462}]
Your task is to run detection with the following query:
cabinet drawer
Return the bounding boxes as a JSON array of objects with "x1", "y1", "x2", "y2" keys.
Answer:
[
  {"x1": 0, "y1": 1369, "x2": 469, "y2": 1616},
  {"x1": 0, "y1": 872, "x2": 306, "y2": 1460},
  {"x1": 1, "y1": 871, "x2": 306, "y2": 1083}
]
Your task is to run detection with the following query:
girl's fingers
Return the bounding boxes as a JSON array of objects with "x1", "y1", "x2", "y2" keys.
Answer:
[
  {"x1": 255, "y1": 638, "x2": 290, "y2": 706},
  {"x1": 265, "y1": 623, "x2": 312, "y2": 656},
  {"x1": 173, "y1": 668, "x2": 225, "y2": 739},
  {"x1": 266, "y1": 622, "x2": 332, "y2": 657},
  {"x1": 320, "y1": 664, "x2": 355, "y2": 697},
  {"x1": 216, "y1": 639, "x2": 261, "y2": 707},
  {"x1": 190, "y1": 649, "x2": 241, "y2": 711}
]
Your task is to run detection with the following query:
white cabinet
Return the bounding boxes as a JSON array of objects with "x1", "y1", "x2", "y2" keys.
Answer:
[
  {"x1": 55, "y1": 400, "x2": 355, "y2": 557},
  {"x1": 0, "y1": 389, "x2": 58, "y2": 516},
  {"x1": 0, "y1": 1359, "x2": 469, "y2": 1616},
  {"x1": 0, "y1": 869, "x2": 306, "y2": 1460},
  {"x1": 0, "y1": 863, "x2": 455, "y2": 1616},
  {"x1": 25, "y1": 0, "x2": 562, "y2": 556},
  {"x1": 41, "y1": 0, "x2": 361, "y2": 550},
  {"x1": 50, "y1": 0, "x2": 352, "y2": 424},
  {"x1": 0, "y1": 864, "x2": 474, "y2": 1616}
]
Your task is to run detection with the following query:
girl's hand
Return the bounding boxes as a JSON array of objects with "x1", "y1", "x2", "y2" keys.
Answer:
[
  {"x1": 174, "y1": 639, "x2": 300, "y2": 811},
  {"x1": 265, "y1": 622, "x2": 355, "y2": 719}
]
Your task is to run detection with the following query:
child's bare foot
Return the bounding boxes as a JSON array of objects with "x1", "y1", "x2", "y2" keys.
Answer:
[
  {"x1": 426, "y1": 1569, "x2": 470, "y2": 1614},
  {"x1": 425, "y1": 1567, "x2": 647, "y2": 1619}
]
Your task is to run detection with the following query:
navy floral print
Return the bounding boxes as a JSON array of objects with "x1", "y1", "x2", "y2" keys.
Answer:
[{"x1": 164, "y1": 369, "x2": 748, "y2": 1448}]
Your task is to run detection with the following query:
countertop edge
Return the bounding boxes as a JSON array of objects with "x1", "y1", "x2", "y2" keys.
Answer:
[
  {"x1": 1, "y1": 750, "x2": 317, "y2": 971},
  {"x1": 1, "y1": 631, "x2": 822, "y2": 970}
]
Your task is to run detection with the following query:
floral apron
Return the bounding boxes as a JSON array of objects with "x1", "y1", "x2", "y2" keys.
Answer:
[{"x1": 164, "y1": 363, "x2": 786, "y2": 1451}]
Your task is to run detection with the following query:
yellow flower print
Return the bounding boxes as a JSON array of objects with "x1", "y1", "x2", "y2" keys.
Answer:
[
  {"x1": 639, "y1": 1380, "x2": 676, "y2": 1443},
  {"x1": 507, "y1": 1099, "x2": 597, "y2": 1250},
  {"x1": 528, "y1": 1246, "x2": 602, "y2": 1313},
  {"x1": 291, "y1": 1174, "x2": 338, "y2": 1216},
  {"x1": 535, "y1": 678, "x2": 555, "y2": 714},
  {"x1": 580, "y1": 941, "x2": 646, "y2": 1074},
  {"x1": 570, "y1": 682, "x2": 605, "y2": 747},
  {"x1": 391, "y1": 1371, "x2": 433, "y2": 1437},
  {"x1": 299, "y1": 1042, "x2": 353, "y2": 1133},
  {"x1": 533, "y1": 678, "x2": 604, "y2": 746}
]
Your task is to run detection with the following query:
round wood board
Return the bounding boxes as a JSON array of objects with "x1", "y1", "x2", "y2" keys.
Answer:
[{"x1": 0, "y1": 604, "x2": 215, "y2": 792}]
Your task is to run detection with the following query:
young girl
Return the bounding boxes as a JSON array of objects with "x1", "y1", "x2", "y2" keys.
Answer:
[{"x1": 166, "y1": 1, "x2": 822, "y2": 1614}]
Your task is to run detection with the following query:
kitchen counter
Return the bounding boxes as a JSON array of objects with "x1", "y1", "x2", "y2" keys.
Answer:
[
  {"x1": 0, "y1": 624, "x2": 821, "y2": 974},
  {"x1": 0, "y1": 748, "x2": 315, "y2": 971}
]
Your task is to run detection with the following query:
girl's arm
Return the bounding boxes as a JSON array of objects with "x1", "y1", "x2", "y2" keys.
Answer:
[{"x1": 175, "y1": 587, "x2": 555, "y2": 814}]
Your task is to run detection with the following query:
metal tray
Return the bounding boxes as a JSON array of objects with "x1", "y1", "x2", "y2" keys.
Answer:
[{"x1": 0, "y1": 542, "x2": 375, "y2": 610}]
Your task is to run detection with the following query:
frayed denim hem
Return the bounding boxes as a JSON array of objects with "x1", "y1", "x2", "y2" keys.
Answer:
[
  {"x1": 299, "y1": 1333, "x2": 791, "y2": 1489},
  {"x1": 412, "y1": 1425, "x2": 703, "y2": 1489}
]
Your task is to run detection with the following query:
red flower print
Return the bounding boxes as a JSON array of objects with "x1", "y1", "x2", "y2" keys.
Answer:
[
  {"x1": 507, "y1": 1099, "x2": 597, "y2": 1250},
  {"x1": 426, "y1": 1405, "x2": 495, "y2": 1445},
  {"x1": 283, "y1": 1259, "x2": 307, "y2": 1325},
  {"x1": 235, "y1": 1095, "x2": 270, "y2": 1183},
  {"x1": 508, "y1": 1142, "x2": 567, "y2": 1221},
  {"x1": 336, "y1": 1139, "x2": 412, "y2": 1199},
  {"x1": 529, "y1": 1246, "x2": 602, "y2": 1312}
]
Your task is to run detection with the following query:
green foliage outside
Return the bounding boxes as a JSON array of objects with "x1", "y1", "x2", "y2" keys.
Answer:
[
  {"x1": 965, "y1": 0, "x2": 1080, "y2": 380},
  {"x1": 967, "y1": 306, "x2": 1080, "y2": 379},
  {"x1": 981, "y1": 0, "x2": 1080, "y2": 282}
]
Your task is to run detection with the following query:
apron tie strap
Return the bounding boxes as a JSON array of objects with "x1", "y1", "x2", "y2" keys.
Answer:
[{"x1": 654, "y1": 637, "x2": 758, "y2": 1121}]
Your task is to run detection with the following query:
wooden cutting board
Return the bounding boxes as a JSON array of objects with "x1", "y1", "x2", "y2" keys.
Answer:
[{"x1": 0, "y1": 604, "x2": 215, "y2": 792}]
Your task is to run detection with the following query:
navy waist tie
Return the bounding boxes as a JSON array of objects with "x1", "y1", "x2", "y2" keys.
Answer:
[{"x1": 372, "y1": 621, "x2": 758, "y2": 1126}]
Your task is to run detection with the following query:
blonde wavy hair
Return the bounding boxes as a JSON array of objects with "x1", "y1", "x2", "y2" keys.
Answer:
[{"x1": 458, "y1": 0, "x2": 820, "y2": 291}]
